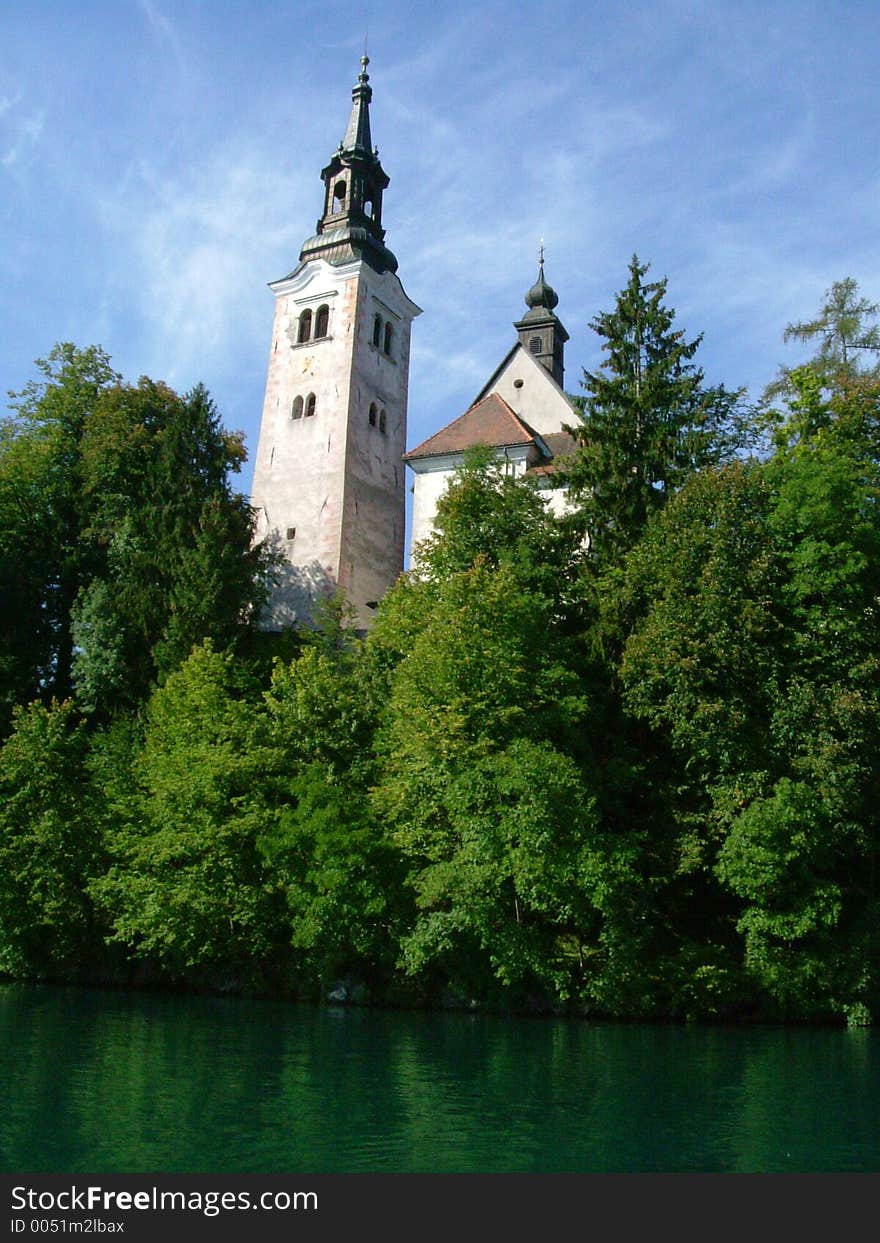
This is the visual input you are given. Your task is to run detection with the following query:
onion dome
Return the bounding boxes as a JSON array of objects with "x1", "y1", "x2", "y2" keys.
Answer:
[{"x1": 525, "y1": 256, "x2": 559, "y2": 312}]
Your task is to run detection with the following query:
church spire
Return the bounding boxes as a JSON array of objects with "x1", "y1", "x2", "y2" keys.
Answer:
[
  {"x1": 514, "y1": 248, "x2": 568, "y2": 386},
  {"x1": 342, "y1": 55, "x2": 374, "y2": 155},
  {"x1": 524, "y1": 249, "x2": 560, "y2": 313},
  {"x1": 296, "y1": 55, "x2": 398, "y2": 275}
]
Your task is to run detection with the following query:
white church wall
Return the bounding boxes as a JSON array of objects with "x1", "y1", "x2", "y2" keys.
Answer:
[
  {"x1": 479, "y1": 347, "x2": 577, "y2": 438},
  {"x1": 409, "y1": 457, "x2": 460, "y2": 557},
  {"x1": 408, "y1": 444, "x2": 570, "y2": 565}
]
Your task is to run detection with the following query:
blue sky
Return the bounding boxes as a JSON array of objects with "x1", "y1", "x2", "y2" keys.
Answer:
[{"x1": 3, "y1": 0, "x2": 879, "y2": 524}]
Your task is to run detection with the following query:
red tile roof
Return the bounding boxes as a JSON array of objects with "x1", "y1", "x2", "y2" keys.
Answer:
[
  {"x1": 526, "y1": 430, "x2": 579, "y2": 475},
  {"x1": 404, "y1": 392, "x2": 536, "y2": 461}
]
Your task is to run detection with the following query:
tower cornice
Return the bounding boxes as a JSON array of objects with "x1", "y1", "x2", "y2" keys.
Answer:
[{"x1": 269, "y1": 255, "x2": 422, "y2": 319}]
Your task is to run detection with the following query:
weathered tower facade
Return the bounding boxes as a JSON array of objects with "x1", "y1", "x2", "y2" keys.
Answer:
[{"x1": 251, "y1": 57, "x2": 421, "y2": 630}]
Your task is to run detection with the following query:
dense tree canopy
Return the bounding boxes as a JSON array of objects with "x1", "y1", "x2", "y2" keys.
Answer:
[
  {"x1": 2, "y1": 282, "x2": 879, "y2": 1025},
  {"x1": 1, "y1": 346, "x2": 273, "y2": 727}
]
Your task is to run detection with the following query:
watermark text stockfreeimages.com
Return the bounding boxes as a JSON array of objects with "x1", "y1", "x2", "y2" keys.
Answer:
[{"x1": 11, "y1": 1183, "x2": 317, "y2": 1219}]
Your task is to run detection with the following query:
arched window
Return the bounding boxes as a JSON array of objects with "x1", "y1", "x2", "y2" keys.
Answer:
[
  {"x1": 372, "y1": 314, "x2": 382, "y2": 348},
  {"x1": 363, "y1": 197, "x2": 373, "y2": 219},
  {"x1": 379, "y1": 409, "x2": 387, "y2": 434},
  {"x1": 384, "y1": 322, "x2": 393, "y2": 356},
  {"x1": 291, "y1": 396, "x2": 304, "y2": 420},
  {"x1": 368, "y1": 403, "x2": 377, "y2": 427},
  {"x1": 529, "y1": 335, "x2": 542, "y2": 355},
  {"x1": 314, "y1": 305, "x2": 329, "y2": 338},
  {"x1": 333, "y1": 180, "x2": 346, "y2": 211},
  {"x1": 305, "y1": 393, "x2": 316, "y2": 418},
  {"x1": 298, "y1": 309, "x2": 312, "y2": 344}
]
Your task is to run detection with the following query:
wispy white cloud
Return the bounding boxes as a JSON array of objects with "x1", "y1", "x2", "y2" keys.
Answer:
[
  {"x1": 95, "y1": 137, "x2": 310, "y2": 391},
  {"x1": 2, "y1": 0, "x2": 879, "y2": 494},
  {"x1": 1, "y1": 101, "x2": 45, "y2": 171},
  {"x1": 136, "y1": 0, "x2": 185, "y2": 65}
]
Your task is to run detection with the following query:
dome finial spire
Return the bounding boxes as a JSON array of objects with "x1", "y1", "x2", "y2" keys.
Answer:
[
  {"x1": 342, "y1": 49, "x2": 374, "y2": 153},
  {"x1": 524, "y1": 247, "x2": 558, "y2": 312}
]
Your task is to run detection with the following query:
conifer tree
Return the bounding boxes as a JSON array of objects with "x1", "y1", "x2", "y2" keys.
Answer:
[
  {"x1": 765, "y1": 277, "x2": 880, "y2": 400},
  {"x1": 567, "y1": 255, "x2": 739, "y2": 565}
]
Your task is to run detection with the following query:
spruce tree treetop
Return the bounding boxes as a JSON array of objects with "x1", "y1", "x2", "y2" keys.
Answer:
[{"x1": 566, "y1": 255, "x2": 740, "y2": 567}]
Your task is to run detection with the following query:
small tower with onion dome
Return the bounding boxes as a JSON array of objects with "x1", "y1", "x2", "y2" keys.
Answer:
[{"x1": 513, "y1": 247, "x2": 569, "y2": 387}]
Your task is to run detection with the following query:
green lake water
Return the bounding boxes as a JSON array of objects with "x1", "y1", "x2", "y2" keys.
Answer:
[{"x1": 1, "y1": 983, "x2": 877, "y2": 1173}]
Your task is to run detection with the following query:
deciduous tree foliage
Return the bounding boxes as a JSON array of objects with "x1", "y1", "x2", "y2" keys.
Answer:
[
  {"x1": 92, "y1": 642, "x2": 287, "y2": 986},
  {"x1": 2, "y1": 287, "x2": 879, "y2": 1024},
  {"x1": 371, "y1": 526, "x2": 601, "y2": 1000},
  {"x1": 256, "y1": 629, "x2": 410, "y2": 992},
  {"x1": 1, "y1": 346, "x2": 272, "y2": 727},
  {"x1": 618, "y1": 371, "x2": 880, "y2": 1020},
  {"x1": 0, "y1": 699, "x2": 106, "y2": 975},
  {"x1": 766, "y1": 277, "x2": 880, "y2": 401},
  {"x1": 414, "y1": 444, "x2": 584, "y2": 603},
  {"x1": 1, "y1": 344, "x2": 120, "y2": 727},
  {"x1": 72, "y1": 377, "x2": 272, "y2": 711}
]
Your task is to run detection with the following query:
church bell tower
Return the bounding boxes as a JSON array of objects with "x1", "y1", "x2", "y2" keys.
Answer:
[
  {"x1": 513, "y1": 251, "x2": 568, "y2": 387},
  {"x1": 250, "y1": 57, "x2": 421, "y2": 631}
]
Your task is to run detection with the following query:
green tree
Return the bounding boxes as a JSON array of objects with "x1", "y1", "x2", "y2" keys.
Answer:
[
  {"x1": 566, "y1": 255, "x2": 742, "y2": 566},
  {"x1": 0, "y1": 699, "x2": 106, "y2": 976},
  {"x1": 2, "y1": 349, "x2": 273, "y2": 725},
  {"x1": 73, "y1": 378, "x2": 272, "y2": 712},
  {"x1": 256, "y1": 624, "x2": 409, "y2": 994},
  {"x1": 92, "y1": 642, "x2": 287, "y2": 986},
  {"x1": 414, "y1": 445, "x2": 583, "y2": 601},
  {"x1": 372, "y1": 558, "x2": 599, "y2": 1002},
  {"x1": 766, "y1": 278, "x2": 880, "y2": 400},
  {"x1": 759, "y1": 361, "x2": 880, "y2": 465},
  {"x1": 1, "y1": 344, "x2": 119, "y2": 724},
  {"x1": 617, "y1": 402, "x2": 880, "y2": 1020},
  {"x1": 258, "y1": 762, "x2": 407, "y2": 993}
]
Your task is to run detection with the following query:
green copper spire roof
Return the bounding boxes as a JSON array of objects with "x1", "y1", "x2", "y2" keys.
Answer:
[
  {"x1": 289, "y1": 56, "x2": 397, "y2": 276},
  {"x1": 342, "y1": 55, "x2": 374, "y2": 155}
]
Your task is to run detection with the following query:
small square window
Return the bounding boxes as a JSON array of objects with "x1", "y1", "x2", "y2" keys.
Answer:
[{"x1": 286, "y1": 527, "x2": 296, "y2": 541}]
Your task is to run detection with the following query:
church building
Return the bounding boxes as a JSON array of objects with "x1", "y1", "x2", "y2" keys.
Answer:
[
  {"x1": 405, "y1": 255, "x2": 577, "y2": 558},
  {"x1": 251, "y1": 59, "x2": 576, "y2": 628}
]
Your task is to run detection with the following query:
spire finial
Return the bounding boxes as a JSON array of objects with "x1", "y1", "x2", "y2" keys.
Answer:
[
  {"x1": 341, "y1": 49, "x2": 374, "y2": 153},
  {"x1": 524, "y1": 248, "x2": 559, "y2": 313}
]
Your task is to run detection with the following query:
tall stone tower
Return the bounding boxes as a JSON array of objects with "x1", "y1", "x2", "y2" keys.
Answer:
[{"x1": 251, "y1": 57, "x2": 421, "y2": 631}]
